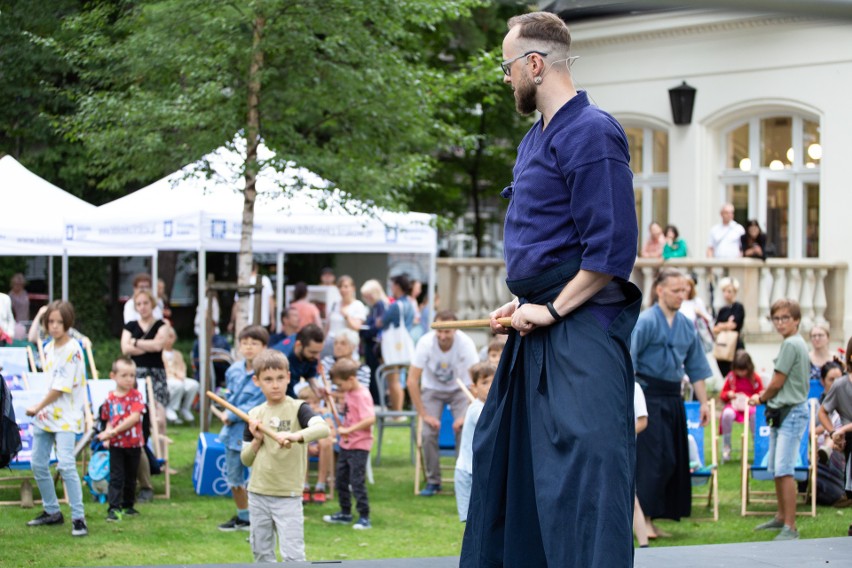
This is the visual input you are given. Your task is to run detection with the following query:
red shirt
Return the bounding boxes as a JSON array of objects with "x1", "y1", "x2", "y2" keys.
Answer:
[
  {"x1": 720, "y1": 372, "x2": 763, "y2": 402},
  {"x1": 105, "y1": 389, "x2": 146, "y2": 448}
]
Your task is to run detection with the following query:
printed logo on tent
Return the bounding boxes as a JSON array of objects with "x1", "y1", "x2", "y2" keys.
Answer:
[
  {"x1": 384, "y1": 224, "x2": 399, "y2": 243},
  {"x1": 164, "y1": 220, "x2": 173, "y2": 238},
  {"x1": 211, "y1": 220, "x2": 226, "y2": 239},
  {"x1": 66, "y1": 224, "x2": 75, "y2": 240}
]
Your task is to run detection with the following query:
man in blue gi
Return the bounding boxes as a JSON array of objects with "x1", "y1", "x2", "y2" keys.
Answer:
[
  {"x1": 461, "y1": 11, "x2": 642, "y2": 568},
  {"x1": 630, "y1": 268, "x2": 711, "y2": 538}
]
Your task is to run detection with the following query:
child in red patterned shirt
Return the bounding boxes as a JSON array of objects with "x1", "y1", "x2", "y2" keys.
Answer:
[
  {"x1": 720, "y1": 349, "x2": 764, "y2": 462},
  {"x1": 97, "y1": 356, "x2": 146, "y2": 521}
]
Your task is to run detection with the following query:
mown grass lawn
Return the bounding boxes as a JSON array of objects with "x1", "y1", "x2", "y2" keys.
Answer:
[{"x1": 2, "y1": 395, "x2": 851, "y2": 566}]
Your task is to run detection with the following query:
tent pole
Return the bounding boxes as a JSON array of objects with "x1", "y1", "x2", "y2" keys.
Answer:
[
  {"x1": 48, "y1": 256, "x2": 54, "y2": 302},
  {"x1": 276, "y1": 251, "x2": 285, "y2": 333},
  {"x1": 152, "y1": 251, "x2": 159, "y2": 301},
  {"x1": 198, "y1": 248, "x2": 208, "y2": 432},
  {"x1": 427, "y1": 248, "x2": 437, "y2": 327},
  {"x1": 61, "y1": 249, "x2": 69, "y2": 301}
]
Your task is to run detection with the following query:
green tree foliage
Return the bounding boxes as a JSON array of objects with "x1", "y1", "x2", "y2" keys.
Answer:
[
  {"x1": 415, "y1": 2, "x2": 535, "y2": 257},
  {"x1": 63, "y1": 0, "x2": 484, "y2": 208},
  {"x1": 60, "y1": 0, "x2": 485, "y2": 336}
]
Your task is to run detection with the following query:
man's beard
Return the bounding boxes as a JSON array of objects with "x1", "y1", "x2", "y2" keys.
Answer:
[{"x1": 514, "y1": 74, "x2": 537, "y2": 115}]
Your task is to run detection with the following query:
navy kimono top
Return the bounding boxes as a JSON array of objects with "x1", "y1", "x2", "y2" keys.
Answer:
[
  {"x1": 631, "y1": 304, "x2": 713, "y2": 384},
  {"x1": 502, "y1": 91, "x2": 637, "y2": 282}
]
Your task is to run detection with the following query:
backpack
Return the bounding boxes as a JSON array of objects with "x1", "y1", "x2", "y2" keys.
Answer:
[
  {"x1": 84, "y1": 450, "x2": 110, "y2": 503},
  {"x1": 0, "y1": 375, "x2": 23, "y2": 468}
]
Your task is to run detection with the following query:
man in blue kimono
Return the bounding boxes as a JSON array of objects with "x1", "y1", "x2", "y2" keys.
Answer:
[
  {"x1": 630, "y1": 268, "x2": 712, "y2": 538},
  {"x1": 461, "y1": 11, "x2": 642, "y2": 568}
]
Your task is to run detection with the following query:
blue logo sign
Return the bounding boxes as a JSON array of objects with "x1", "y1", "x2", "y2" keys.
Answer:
[
  {"x1": 211, "y1": 220, "x2": 227, "y2": 239},
  {"x1": 164, "y1": 220, "x2": 173, "y2": 237},
  {"x1": 384, "y1": 224, "x2": 398, "y2": 243},
  {"x1": 65, "y1": 225, "x2": 74, "y2": 240}
]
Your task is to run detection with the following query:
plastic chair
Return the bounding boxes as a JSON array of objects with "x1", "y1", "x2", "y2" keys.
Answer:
[
  {"x1": 1, "y1": 385, "x2": 67, "y2": 508},
  {"x1": 740, "y1": 400, "x2": 817, "y2": 517},
  {"x1": 685, "y1": 399, "x2": 719, "y2": 521},
  {"x1": 0, "y1": 346, "x2": 36, "y2": 376},
  {"x1": 373, "y1": 364, "x2": 417, "y2": 465}
]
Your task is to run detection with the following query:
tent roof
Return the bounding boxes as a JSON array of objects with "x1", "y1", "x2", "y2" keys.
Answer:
[
  {"x1": 64, "y1": 144, "x2": 436, "y2": 255},
  {"x1": 0, "y1": 156, "x2": 97, "y2": 255}
]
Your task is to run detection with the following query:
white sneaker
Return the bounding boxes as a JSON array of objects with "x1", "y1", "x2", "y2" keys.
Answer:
[
  {"x1": 180, "y1": 409, "x2": 195, "y2": 423},
  {"x1": 165, "y1": 408, "x2": 181, "y2": 424},
  {"x1": 722, "y1": 447, "x2": 731, "y2": 463}
]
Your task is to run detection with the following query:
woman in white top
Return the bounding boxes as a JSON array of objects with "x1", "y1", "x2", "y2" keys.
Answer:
[
  {"x1": 678, "y1": 276, "x2": 711, "y2": 323},
  {"x1": 323, "y1": 275, "x2": 368, "y2": 357}
]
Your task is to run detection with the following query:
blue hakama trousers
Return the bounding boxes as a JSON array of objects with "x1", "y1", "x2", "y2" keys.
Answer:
[{"x1": 461, "y1": 261, "x2": 642, "y2": 568}]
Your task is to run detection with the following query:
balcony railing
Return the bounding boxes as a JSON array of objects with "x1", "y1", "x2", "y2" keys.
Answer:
[{"x1": 436, "y1": 257, "x2": 847, "y2": 341}]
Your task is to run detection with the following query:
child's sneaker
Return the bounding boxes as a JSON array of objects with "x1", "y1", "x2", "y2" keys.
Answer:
[
  {"x1": 27, "y1": 511, "x2": 64, "y2": 526},
  {"x1": 302, "y1": 490, "x2": 312, "y2": 505},
  {"x1": 123, "y1": 507, "x2": 140, "y2": 516},
  {"x1": 353, "y1": 517, "x2": 372, "y2": 530},
  {"x1": 106, "y1": 509, "x2": 122, "y2": 522},
  {"x1": 218, "y1": 516, "x2": 250, "y2": 532},
  {"x1": 71, "y1": 518, "x2": 89, "y2": 537},
  {"x1": 323, "y1": 512, "x2": 353, "y2": 525},
  {"x1": 312, "y1": 491, "x2": 327, "y2": 504}
]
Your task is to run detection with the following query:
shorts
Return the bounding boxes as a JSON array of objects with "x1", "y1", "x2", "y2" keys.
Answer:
[
  {"x1": 767, "y1": 402, "x2": 809, "y2": 478},
  {"x1": 225, "y1": 448, "x2": 248, "y2": 489}
]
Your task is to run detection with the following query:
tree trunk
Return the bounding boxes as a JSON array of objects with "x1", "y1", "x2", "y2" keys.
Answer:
[
  {"x1": 234, "y1": 12, "x2": 266, "y2": 339},
  {"x1": 471, "y1": 111, "x2": 487, "y2": 257}
]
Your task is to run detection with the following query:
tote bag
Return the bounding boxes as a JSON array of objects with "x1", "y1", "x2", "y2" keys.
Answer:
[
  {"x1": 713, "y1": 330, "x2": 739, "y2": 362},
  {"x1": 381, "y1": 301, "x2": 415, "y2": 365}
]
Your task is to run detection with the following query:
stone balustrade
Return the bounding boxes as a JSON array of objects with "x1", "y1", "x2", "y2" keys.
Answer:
[{"x1": 436, "y1": 257, "x2": 847, "y2": 342}]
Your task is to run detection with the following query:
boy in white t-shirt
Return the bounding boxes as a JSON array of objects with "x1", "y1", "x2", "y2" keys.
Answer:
[
  {"x1": 25, "y1": 301, "x2": 89, "y2": 537},
  {"x1": 455, "y1": 362, "x2": 496, "y2": 521}
]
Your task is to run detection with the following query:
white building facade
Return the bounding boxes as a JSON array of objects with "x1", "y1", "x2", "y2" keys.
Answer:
[{"x1": 565, "y1": 9, "x2": 850, "y2": 337}]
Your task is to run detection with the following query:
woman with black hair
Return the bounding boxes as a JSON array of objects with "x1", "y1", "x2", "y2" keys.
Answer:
[{"x1": 742, "y1": 219, "x2": 769, "y2": 260}]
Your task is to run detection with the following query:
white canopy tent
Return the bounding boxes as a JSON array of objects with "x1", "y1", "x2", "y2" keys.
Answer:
[
  {"x1": 0, "y1": 155, "x2": 100, "y2": 300},
  {"x1": 62, "y1": 143, "x2": 438, "y2": 417}
]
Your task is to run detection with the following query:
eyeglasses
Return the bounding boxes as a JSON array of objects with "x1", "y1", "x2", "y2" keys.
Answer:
[
  {"x1": 810, "y1": 333, "x2": 827, "y2": 339},
  {"x1": 501, "y1": 50, "x2": 548, "y2": 76},
  {"x1": 770, "y1": 315, "x2": 793, "y2": 323}
]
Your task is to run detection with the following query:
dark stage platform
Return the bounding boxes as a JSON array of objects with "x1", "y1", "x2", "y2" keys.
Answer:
[{"x1": 93, "y1": 536, "x2": 852, "y2": 567}]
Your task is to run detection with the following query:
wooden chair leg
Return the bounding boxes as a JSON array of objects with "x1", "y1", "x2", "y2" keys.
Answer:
[{"x1": 20, "y1": 480, "x2": 34, "y2": 508}]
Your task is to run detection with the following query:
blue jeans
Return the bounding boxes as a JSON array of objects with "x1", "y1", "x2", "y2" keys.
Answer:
[
  {"x1": 31, "y1": 427, "x2": 85, "y2": 520},
  {"x1": 767, "y1": 402, "x2": 809, "y2": 478}
]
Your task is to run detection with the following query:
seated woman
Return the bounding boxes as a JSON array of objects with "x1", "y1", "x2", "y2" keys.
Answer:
[
  {"x1": 808, "y1": 324, "x2": 837, "y2": 382},
  {"x1": 741, "y1": 219, "x2": 768, "y2": 260},
  {"x1": 640, "y1": 222, "x2": 665, "y2": 259},
  {"x1": 662, "y1": 224, "x2": 687, "y2": 260},
  {"x1": 319, "y1": 328, "x2": 371, "y2": 389},
  {"x1": 713, "y1": 276, "x2": 745, "y2": 378},
  {"x1": 719, "y1": 350, "x2": 764, "y2": 462},
  {"x1": 162, "y1": 327, "x2": 200, "y2": 424}
]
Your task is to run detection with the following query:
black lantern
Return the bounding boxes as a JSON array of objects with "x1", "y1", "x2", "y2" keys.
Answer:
[{"x1": 669, "y1": 81, "x2": 697, "y2": 125}]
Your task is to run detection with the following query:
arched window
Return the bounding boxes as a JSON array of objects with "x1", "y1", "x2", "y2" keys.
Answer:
[
  {"x1": 624, "y1": 125, "x2": 669, "y2": 250},
  {"x1": 720, "y1": 114, "x2": 821, "y2": 258}
]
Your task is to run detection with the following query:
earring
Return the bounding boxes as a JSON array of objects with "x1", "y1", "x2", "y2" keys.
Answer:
[{"x1": 534, "y1": 76, "x2": 542, "y2": 85}]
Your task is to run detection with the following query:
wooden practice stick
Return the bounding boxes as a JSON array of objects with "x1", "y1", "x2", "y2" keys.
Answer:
[
  {"x1": 456, "y1": 378, "x2": 476, "y2": 403},
  {"x1": 85, "y1": 343, "x2": 99, "y2": 380},
  {"x1": 207, "y1": 390, "x2": 286, "y2": 444},
  {"x1": 431, "y1": 317, "x2": 512, "y2": 330}
]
